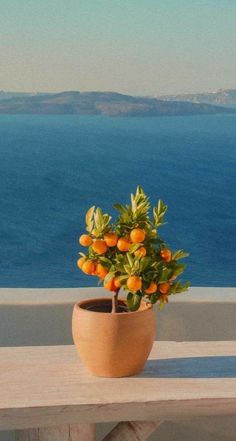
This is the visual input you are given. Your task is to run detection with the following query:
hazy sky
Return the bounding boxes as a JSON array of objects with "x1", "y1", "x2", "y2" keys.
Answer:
[{"x1": 1, "y1": 0, "x2": 235, "y2": 95}]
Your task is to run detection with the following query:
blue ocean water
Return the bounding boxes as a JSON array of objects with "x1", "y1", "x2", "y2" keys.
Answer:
[{"x1": 0, "y1": 113, "x2": 235, "y2": 287}]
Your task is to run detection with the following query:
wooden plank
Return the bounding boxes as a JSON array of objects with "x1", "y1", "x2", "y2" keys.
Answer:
[
  {"x1": 0, "y1": 342, "x2": 235, "y2": 430},
  {"x1": 102, "y1": 421, "x2": 161, "y2": 441},
  {"x1": 15, "y1": 424, "x2": 96, "y2": 441}
]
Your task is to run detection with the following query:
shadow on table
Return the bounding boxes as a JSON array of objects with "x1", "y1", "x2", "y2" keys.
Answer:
[{"x1": 139, "y1": 356, "x2": 236, "y2": 378}]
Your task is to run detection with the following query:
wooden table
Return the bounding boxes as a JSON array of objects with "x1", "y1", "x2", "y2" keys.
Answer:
[{"x1": 0, "y1": 341, "x2": 236, "y2": 441}]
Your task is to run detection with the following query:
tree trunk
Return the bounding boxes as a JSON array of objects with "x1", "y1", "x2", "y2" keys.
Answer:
[{"x1": 111, "y1": 290, "x2": 119, "y2": 313}]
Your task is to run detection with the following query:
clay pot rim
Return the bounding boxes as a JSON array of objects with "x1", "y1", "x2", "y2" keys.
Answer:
[{"x1": 75, "y1": 297, "x2": 153, "y2": 315}]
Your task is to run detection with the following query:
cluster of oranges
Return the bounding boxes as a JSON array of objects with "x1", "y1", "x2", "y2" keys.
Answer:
[
  {"x1": 79, "y1": 228, "x2": 146, "y2": 253},
  {"x1": 77, "y1": 227, "x2": 172, "y2": 299}
]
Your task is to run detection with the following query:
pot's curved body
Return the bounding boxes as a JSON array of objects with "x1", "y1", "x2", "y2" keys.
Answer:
[{"x1": 72, "y1": 297, "x2": 156, "y2": 377}]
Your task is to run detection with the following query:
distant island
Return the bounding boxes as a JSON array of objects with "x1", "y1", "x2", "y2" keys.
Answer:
[
  {"x1": 158, "y1": 88, "x2": 236, "y2": 106},
  {"x1": 0, "y1": 89, "x2": 235, "y2": 117}
]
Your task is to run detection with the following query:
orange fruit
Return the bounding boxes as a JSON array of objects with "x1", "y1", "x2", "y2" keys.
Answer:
[
  {"x1": 159, "y1": 282, "x2": 170, "y2": 294},
  {"x1": 91, "y1": 262, "x2": 97, "y2": 275},
  {"x1": 79, "y1": 234, "x2": 93, "y2": 247},
  {"x1": 92, "y1": 240, "x2": 108, "y2": 255},
  {"x1": 144, "y1": 281, "x2": 157, "y2": 294},
  {"x1": 130, "y1": 228, "x2": 146, "y2": 243},
  {"x1": 96, "y1": 263, "x2": 108, "y2": 279},
  {"x1": 104, "y1": 232, "x2": 118, "y2": 247},
  {"x1": 134, "y1": 246, "x2": 146, "y2": 258},
  {"x1": 117, "y1": 237, "x2": 130, "y2": 252},
  {"x1": 160, "y1": 248, "x2": 172, "y2": 262},
  {"x1": 81, "y1": 260, "x2": 96, "y2": 275},
  {"x1": 114, "y1": 277, "x2": 122, "y2": 288},
  {"x1": 76, "y1": 257, "x2": 86, "y2": 269},
  {"x1": 104, "y1": 277, "x2": 117, "y2": 292},
  {"x1": 127, "y1": 275, "x2": 142, "y2": 292}
]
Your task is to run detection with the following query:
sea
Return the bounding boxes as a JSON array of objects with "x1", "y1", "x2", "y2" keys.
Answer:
[{"x1": 0, "y1": 113, "x2": 235, "y2": 288}]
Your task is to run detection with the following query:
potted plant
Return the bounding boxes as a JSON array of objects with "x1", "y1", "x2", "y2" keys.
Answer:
[{"x1": 72, "y1": 186, "x2": 190, "y2": 377}]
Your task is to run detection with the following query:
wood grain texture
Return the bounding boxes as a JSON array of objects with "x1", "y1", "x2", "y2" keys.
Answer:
[
  {"x1": 0, "y1": 342, "x2": 235, "y2": 430},
  {"x1": 102, "y1": 421, "x2": 161, "y2": 441},
  {"x1": 15, "y1": 424, "x2": 96, "y2": 441}
]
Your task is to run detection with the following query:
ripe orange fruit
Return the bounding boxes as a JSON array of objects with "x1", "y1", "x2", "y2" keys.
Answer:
[
  {"x1": 79, "y1": 234, "x2": 93, "y2": 247},
  {"x1": 144, "y1": 281, "x2": 157, "y2": 294},
  {"x1": 76, "y1": 257, "x2": 86, "y2": 269},
  {"x1": 104, "y1": 277, "x2": 117, "y2": 292},
  {"x1": 117, "y1": 237, "x2": 130, "y2": 252},
  {"x1": 159, "y1": 282, "x2": 170, "y2": 294},
  {"x1": 127, "y1": 275, "x2": 142, "y2": 292},
  {"x1": 91, "y1": 263, "x2": 97, "y2": 275},
  {"x1": 114, "y1": 277, "x2": 121, "y2": 288},
  {"x1": 92, "y1": 240, "x2": 108, "y2": 255},
  {"x1": 134, "y1": 246, "x2": 146, "y2": 258},
  {"x1": 96, "y1": 263, "x2": 108, "y2": 279},
  {"x1": 160, "y1": 248, "x2": 172, "y2": 262},
  {"x1": 104, "y1": 232, "x2": 118, "y2": 247},
  {"x1": 82, "y1": 260, "x2": 96, "y2": 275},
  {"x1": 130, "y1": 228, "x2": 146, "y2": 243}
]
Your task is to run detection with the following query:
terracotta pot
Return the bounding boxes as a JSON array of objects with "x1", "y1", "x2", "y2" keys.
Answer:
[{"x1": 72, "y1": 297, "x2": 156, "y2": 377}]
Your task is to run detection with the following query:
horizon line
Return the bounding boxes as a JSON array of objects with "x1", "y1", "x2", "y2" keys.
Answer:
[{"x1": 1, "y1": 87, "x2": 236, "y2": 98}]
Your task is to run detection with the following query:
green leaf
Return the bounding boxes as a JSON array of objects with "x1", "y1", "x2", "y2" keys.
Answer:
[
  {"x1": 102, "y1": 214, "x2": 111, "y2": 228},
  {"x1": 136, "y1": 185, "x2": 145, "y2": 195},
  {"x1": 124, "y1": 264, "x2": 132, "y2": 275},
  {"x1": 152, "y1": 200, "x2": 168, "y2": 228},
  {"x1": 133, "y1": 259, "x2": 140, "y2": 272},
  {"x1": 113, "y1": 203, "x2": 127, "y2": 214},
  {"x1": 171, "y1": 263, "x2": 186, "y2": 278},
  {"x1": 129, "y1": 243, "x2": 141, "y2": 253},
  {"x1": 126, "y1": 252, "x2": 134, "y2": 267},
  {"x1": 149, "y1": 293, "x2": 158, "y2": 304},
  {"x1": 131, "y1": 193, "x2": 137, "y2": 212},
  {"x1": 170, "y1": 280, "x2": 190, "y2": 294},
  {"x1": 118, "y1": 274, "x2": 129, "y2": 281},
  {"x1": 85, "y1": 206, "x2": 95, "y2": 226},
  {"x1": 94, "y1": 208, "x2": 103, "y2": 229},
  {"x1": 140, "y1": 257, "x2": 152, "y2": 272},
  {"x1": 159, "y1": 267, "x2": 172, "y2": 282},
  {"x1": 99, "y1": 256, "x2": 112, "y2": 265},
  {"x1": 127, "y1": 292, "x2": 141, "y2": 311},
  {"x1": 157, "y1": 199, "x2": 167, "y2": 216},
  {"x1": 172, "y1": 250, "x2": 189, "y2": 260},
  {"x1": 151, "y1": 260, "x2": 163, "y2": 270}
]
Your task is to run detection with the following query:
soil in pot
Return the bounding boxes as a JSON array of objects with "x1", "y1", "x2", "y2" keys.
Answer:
[{"x1": 80, "y1": 299, "x2": 128, "y2": 313}]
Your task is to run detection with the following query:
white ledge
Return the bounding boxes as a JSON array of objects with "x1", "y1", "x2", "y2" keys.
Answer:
[{"x1": 0, "y1": 287, "x2": 235, "y2": 306}]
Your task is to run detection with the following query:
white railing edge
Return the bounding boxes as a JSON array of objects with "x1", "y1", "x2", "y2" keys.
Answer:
[{"x1": 0, "y1": 286, "x2": 235, "y2": 306}]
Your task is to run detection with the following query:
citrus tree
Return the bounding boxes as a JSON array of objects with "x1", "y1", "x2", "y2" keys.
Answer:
[{"x1": 77, "y1": 186, "x2": 190, "y2": 313}]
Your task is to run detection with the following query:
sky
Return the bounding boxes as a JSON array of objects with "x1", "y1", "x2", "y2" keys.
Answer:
[{"x1": 1, "y1": 0, "x2": 236, "y2": 95}]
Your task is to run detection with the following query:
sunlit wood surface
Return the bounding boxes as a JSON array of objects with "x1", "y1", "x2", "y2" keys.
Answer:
[{"x1": 0, "y1": 341, "x2": 235, "y2": 440}]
